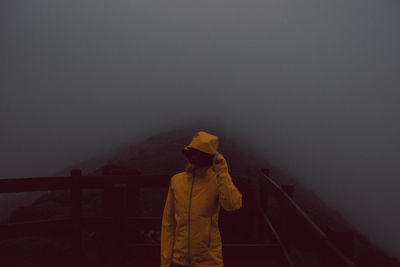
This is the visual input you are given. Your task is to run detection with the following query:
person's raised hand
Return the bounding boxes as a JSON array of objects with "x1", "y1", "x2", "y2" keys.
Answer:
[{"x1": 212, "y1": 152, "x2": 228, "y2": 175}]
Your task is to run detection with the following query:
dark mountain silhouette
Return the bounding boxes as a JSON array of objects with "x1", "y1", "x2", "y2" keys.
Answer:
[{"x1": 1, "y1": 121, "x2": 399, "y2": 266}]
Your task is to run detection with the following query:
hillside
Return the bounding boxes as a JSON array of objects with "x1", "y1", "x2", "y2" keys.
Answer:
[
  {"x1": 53, "y1": 121, "x2": 265, "y2": 178},
  {"x1": 1, "y1": 122, "x2": 399, "y2": 266}
]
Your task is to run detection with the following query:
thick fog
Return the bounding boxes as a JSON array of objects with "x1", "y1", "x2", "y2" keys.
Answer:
[{"x1": 1, "y1": 0, "x2": 400, "y2": 260}]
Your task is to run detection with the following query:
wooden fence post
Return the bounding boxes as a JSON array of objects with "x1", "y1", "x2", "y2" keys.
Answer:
[
  {"x1": 102, "y1": 180, "x2": 113, "y2": 267},
  {"x1": 259, "y1": 177, "x2": 269, "y2": 211},
  {"x1": 127, "y1": 183, "x2": 140, "y2": 217},
  {"x1": 103, "y1": 181, "x2": 128, "y2": 267},
  {"x1": 114, "y1": 183, "x2": 128, "y2": 267},
  {"x1": 71, "y1": 169, "x2": 83, "y2": 267}
]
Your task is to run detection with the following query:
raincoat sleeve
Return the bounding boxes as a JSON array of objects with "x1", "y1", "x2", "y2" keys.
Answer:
[
  {"x1": 213, "y1": 153, "x2": 242, "y2": 211},
  {"x1": 160, "y1": 179, "x2": 176, "y2": 267}
]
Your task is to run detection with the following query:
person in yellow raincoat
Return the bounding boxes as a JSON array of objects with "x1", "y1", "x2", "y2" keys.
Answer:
[{"x1": 160, "y1": 131, "x2": 243, "y2": 267}]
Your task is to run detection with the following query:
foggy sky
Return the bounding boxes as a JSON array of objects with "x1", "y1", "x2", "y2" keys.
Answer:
[{"x1": 1, "y1": 0, "x2": 400, "y2": 260}]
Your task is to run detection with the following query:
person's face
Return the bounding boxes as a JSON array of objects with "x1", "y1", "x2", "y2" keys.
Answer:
[{"x1": 183, "y1": 148, "x2": 213, "y2": 167}]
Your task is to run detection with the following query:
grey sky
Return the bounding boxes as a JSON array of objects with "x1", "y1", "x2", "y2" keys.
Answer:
[{"x1": 1, "y1": 0, "x2": 400, "y2": 259}]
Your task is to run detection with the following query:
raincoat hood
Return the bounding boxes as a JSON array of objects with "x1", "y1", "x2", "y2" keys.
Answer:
[
  {"x1": 184, "y1": 131, "x2": 219, "y2": 155},
  {"x1": 183, "y1": 131, "x2": 219, "y2": 175}
]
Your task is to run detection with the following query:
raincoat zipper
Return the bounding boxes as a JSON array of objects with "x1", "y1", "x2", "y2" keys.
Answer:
[{"x1": 187, "y1": 174, "x2": 195, "y2": 267}]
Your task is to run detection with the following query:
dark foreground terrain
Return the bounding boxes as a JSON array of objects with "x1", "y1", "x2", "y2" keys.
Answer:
[{"x1": 0, "y1": 122, "x2": 399, "y2": 266}]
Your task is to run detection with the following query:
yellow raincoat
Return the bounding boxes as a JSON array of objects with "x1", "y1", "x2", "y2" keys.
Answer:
[{"x1": 160, "y1": 131, "x2": 243, "y2": 267}]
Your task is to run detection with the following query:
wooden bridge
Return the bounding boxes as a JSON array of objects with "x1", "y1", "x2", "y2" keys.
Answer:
[{"x1": 0, "y1": 168, "x2": 356, "y2": 267}]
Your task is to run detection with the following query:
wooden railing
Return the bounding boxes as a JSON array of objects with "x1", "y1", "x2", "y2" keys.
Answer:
[
  {"x1": 0, "y1": 167, "x2": 356, "y2": 267},
  {"x1": 0, "y1": 169, "x2": 292, "y2": 267},
  {"x1": 0, "y1": 169, "x2": 172, "y2": 267},
  {"x1": 259, "y1": 168, "x2": 357, "y2": 267}
]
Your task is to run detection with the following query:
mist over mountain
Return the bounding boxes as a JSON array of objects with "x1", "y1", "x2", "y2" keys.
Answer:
[{"x1": 1, "y1": 0, "x2": 400, "y2": 261}]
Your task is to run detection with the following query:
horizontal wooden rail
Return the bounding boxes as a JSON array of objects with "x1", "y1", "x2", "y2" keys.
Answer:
[
  {"x1": 0, "y1": 175, "x2": 175, "y2": 193},
  {"x1": 126, "y1": 243, "x2": 286, "y2": 263},
  {"x1": 0, "y1": 218, "x2": 72, "y2": 240},
  {"x1": 0, "y1": 216, "x2": 163, "y2": 239},
  {"x1": 0, "y1": 175, "x2": 253, "y2": 193},
  {"x1": 0, "y1": 176, "x2": 72, "y2": 193}
]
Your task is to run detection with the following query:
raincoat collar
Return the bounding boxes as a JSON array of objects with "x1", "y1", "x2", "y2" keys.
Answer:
[{"x1": 184, "y1": 160, "x2": 213, "y2": 177}]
